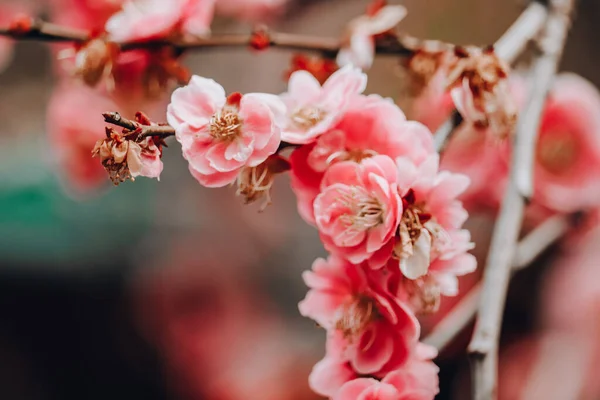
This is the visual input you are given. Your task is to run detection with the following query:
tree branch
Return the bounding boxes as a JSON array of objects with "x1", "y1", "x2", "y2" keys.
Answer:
[
  {"x1": 423, "y1": 213, "x2": 573, "y2": 352},
  {"x1": 103, "y1": 112, "x2": 176, "y2": 140},
  {"x1": 433, "y1": 1, "x2": 549, "y2": 152},
  {"x1": 468, "y1": 1, "x2": 576, "y2": 398}
]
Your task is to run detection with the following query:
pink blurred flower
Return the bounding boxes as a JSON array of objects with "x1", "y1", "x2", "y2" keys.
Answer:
[
  {"x1": 439, "y1": 125, "x2": 509, "y2": 211},
  {"x1": 47, "y1": 83, "x2": 116, "y2": 195},
  {"x1": 279, "y1": 65, "x2": 367, "y2": 145},
  {"x1": 299, "y1": 256, "x2": 419, "y2": 382},
  {"x1": 410, "y1": 73, "x2": 455, "y2": 132},
  {"x1": 49, "y1": 0, "x2": 124, "y2": 30},
  {"x1": 290, "y1": 94, "x2": 433, "y2": 224},
  {"x1": 531, "y1": 73, "x2": 600, "y2": 212},
  {"x1": 215, "y1": 0, "x2": 287, "y2": 22},
  {"x1": 333, "y1": 343, "x2": 439, "y2": 400},
  {"x1": 167, "y1": 76, "x2": 284, "y2": 187},
  {"x1": 337, "y1": 4, "x2": 407, "y2": 70},
  {"x1": 314, "y1": 156, "x2": 402, "y2": 267},
  {"x1": 105, "y1": 0, "x2": 215, "y2": 43}
]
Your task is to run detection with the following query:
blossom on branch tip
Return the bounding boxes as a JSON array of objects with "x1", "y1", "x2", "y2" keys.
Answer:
[
  {"x1": 167, "y1": 76, "x2": 284, "y2": 187},
  {"x1": 105, "y1": 0, "x2": 215, "y2": 42},
  {"x1": 92, "y1": 126, "x2": 163, "y2": 184},
  {"x1": 337, "y1": 3, "x2": 407, "y2": 70},
  {"x1": 280, "y1": 65, "x2": 367, "y2": 145}
]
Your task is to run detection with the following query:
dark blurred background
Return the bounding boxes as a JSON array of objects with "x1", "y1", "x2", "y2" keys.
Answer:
[{"x1": 0, "y1": 0, "x2": 598, "y2": 399}]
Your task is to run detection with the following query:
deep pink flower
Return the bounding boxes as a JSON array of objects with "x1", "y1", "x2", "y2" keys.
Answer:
[
  {"x1": 299, "y1": 255, "x2": 420, "y2": 383},
  {"x1": 49, "y1": 0, "x2": 124, "y2": 30},
  {"x1": 167, "y1": 76, "x2": 284, "y2": 187},
  {"x1": 531, "y1": 73, "x2": 600, "y2": 212},
  {"x1": 215, "y1": 0, "x2": 287, "y2": 22},
  {"x1": 290, "y1": 94, "x2": 433, "y2": 225},
  {"x1": 314, "y1": 156, "x2": 402, "y2": 266},
  {"x1": 279, "y1": 65, "x2": 367, "y2": 145},
  {"x1": 333, "y1": 343, "x2": 439, "y2": 400},
  {"x1": 105, "y1": 0, "x2": 215, "y2": 43}
]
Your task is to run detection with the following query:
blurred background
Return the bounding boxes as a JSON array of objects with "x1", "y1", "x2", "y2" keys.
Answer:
[{"x1": 1, "y1": 0, "x2": 599, "y2": 399}]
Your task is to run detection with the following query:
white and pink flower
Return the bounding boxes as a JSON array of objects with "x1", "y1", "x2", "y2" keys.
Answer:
[
  {"x1": 167, "y1": 76, "x2": 284, "y2": 187},
  {"x1": 279, "y1": 65, "x2": 367, "y2": 145},
  {"x1": 105, "y1": 0, "x2": 215, "y2": 42}
]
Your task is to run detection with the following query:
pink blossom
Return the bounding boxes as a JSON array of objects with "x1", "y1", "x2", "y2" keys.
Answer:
[
  {"x1": 105, "y1": 0, "x2": 215, "y2": 43},
  {"x1": 410, "y1": 73, "x2": 455, "y2": 132},
  {"x1": 215, "y1": 0, "x2": 288, "y2": 22},
  {"x1": 167, "y1": 76, "x2": 284, "y2": 187},
  {"x1": 279, "y1": 65, "x2": 367, "y2": 145},
  {"x1": 333, "y1": 344, "x2": 439, "y2": 400},
  {"x1": 314, "y1": 156, "x2": 402, "y2": 266},
  {"x1": 299, "y1": 255, "x2": 420, "y2": 382},
  {"x1": 389, "y1": 154, "x2": 475, "y2": 311},
  {"x1": 337, "y1": 5, "x2": 407, "y2": 70},
  {"x1": 531, "y1": 73, "x2": 600, "y2": 212},
  {"x1": 290, "y1": 94, "x2": 433, "y2": 224}
]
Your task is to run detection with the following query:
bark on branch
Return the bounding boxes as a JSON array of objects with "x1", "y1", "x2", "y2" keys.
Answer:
[{"x1": 468, "y1": 1, "x2": 577, "y2": 398}]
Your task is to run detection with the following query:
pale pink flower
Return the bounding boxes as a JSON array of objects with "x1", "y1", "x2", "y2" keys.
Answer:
[
  {"x1": 333, "y1": 344, "x2": 439, "y2": 400},
  {"x1": 337, "y1": 5, "x2": 407, "y2": 70},
  {"x1": 290, "y1": 94, "x2": 433, "y2": 225},
  {"x1": 215, "y1": 0, "x2": 287, "y2": 22},
  {"x1": 314, "y1": 156, "x2": 402, "y2": 266},
  {"x1": 105, "y1": 0, "x2": 215, "y2": 43},
  {"x1": 410, "y1": 72, "x2": 455, "y2": 132},
  {"x1": 167, "y1": 76, "x2": 284, "y2": 187},
  {"x1": 279, "y1": 65, "x2": 367, "y2": 145},
  {"x1": 299, "y1": 255, "x2": 420, "y2": 382},
  {"x1": 391, "y1": 154, "x2": 475, "y2": 308},
  {"x1": 531, "y1": 73, "x2": 600, "y2": 212}
]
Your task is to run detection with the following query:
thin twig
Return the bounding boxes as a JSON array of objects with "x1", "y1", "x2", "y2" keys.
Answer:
[
  {"x1": 103, "y1": 112, "x2": 176, "y2": 140},
  {"x1": 433, "y1": 1, "x2": 548, "y2": 152},
  {"x1": 468, "y1": 1, "x2": 576, "y2": 398},
  {"x1": 423, "y1": 213, "x2": 572, "y2": 351}
]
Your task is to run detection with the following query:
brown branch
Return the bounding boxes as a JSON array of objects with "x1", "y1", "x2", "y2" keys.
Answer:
[
  {"x1": 103, "y1": 112, "x2": 175, "y2": 140},
  {"x1": 423, "y1": 213, "x2": 573, "y2": 352},
  {"x1": 468, "y1": 1, "x2": 577, "y2": 398},
  {"x1": 433, "y1": 1, "x2": 549, "y2": 153}
]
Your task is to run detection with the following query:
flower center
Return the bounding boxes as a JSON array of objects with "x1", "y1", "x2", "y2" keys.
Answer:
[
  {"x1": 338, "y1": 187, "x2": 384, "y2": 231},
  {"x1": 536, "y1": 133, "x2": 579, "y2": 175},
  {"x1": 290, "y1": 106, "x2": 327, "y2": 130},
  {"x1": 327, "y1": 148, "x2": 377, "y2": 166},
  {"x1": 209, "y1": 108, "x2": 242, "y2": 141},
  {"x1": 335, "y1": 295, "x2": 379, "y2": 340}
]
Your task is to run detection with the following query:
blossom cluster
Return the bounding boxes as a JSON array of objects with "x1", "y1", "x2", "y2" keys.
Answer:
[{"x1": 161, "y1": 63, "x2": 477, "y2": 398}]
